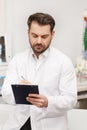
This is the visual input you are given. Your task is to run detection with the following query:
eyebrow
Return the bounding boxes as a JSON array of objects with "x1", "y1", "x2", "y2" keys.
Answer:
[{"x1": 31, "y1": 32, "x2": 49, "y2": 37}]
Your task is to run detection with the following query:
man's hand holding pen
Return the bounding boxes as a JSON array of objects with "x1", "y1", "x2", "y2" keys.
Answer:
[{"x1": 20, "y1": 76, "x2": 31, "y2": 85}]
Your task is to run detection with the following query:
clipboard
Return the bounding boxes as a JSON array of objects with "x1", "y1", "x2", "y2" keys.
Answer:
[{"x1": 11, "y1": 84, "x2": 39, "y2": 105}]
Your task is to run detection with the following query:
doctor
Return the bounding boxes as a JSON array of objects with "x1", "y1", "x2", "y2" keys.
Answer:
[{"x1": 1, "y1": 12, "x2": 77, "y2": 130}]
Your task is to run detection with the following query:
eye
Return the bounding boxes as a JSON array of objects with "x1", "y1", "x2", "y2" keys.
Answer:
[
  {"x1": 41, "y1": 35, "x2": 49, "y2": 39},
  {"x1": 32, "y1": 34, "x2": 38, "y2": 38}
]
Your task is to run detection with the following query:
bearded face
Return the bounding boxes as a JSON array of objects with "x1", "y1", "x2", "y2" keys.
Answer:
[{"x1": 28, "y1": 21, "x2": 54, "y2": 57}]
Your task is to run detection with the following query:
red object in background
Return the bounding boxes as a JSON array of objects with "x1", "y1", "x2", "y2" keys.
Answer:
[{"x1": 84, "y1": 17, "x2": 87, "y2": 21}]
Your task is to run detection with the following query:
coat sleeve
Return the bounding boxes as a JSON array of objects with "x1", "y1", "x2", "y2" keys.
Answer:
[
  {"x1": 1, "y1": 55, "x2": 31, "y2": 130},
  {"x1": 42, "y1": 58, "x2": 77, "y2": 118},
  {"x1": 1, "y1": 55, "x2": 19, "y2": 104}
]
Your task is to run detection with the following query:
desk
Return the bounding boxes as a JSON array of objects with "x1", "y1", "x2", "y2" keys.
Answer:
[{"x1": 68, "y1": 109, "x2": 87, "y2": 130}]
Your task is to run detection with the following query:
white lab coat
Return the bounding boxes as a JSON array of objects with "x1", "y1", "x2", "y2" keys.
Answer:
[{"x1": 1, "y1": 46, "x2": 77, "y2": 130}]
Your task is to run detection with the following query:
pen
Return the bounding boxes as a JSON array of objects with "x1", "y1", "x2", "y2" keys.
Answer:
[{"x1": 21, "y1": 76, "x2": 26, "y2": 80}]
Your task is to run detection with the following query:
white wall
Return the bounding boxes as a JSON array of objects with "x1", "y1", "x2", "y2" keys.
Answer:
[
  {"x1": 3, "y1": 0, "x2": 87, "y2": 64},
  {"x1": 0, "y1": 0, "x2": 6, "y2": 34}
]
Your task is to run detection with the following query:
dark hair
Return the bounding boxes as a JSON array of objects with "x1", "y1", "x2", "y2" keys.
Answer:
[{"x1": 27, "y1": 12, "x2": 55, "y2": 32}]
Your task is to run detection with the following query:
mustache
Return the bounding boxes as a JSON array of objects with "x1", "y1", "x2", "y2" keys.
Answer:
[{"x1": 34, "y1": 43, "x2": 43, "y2": 46}]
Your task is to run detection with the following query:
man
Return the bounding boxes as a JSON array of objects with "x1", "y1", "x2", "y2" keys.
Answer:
[{"x1": 1, "y1": 12, "x2": 77, "y2": 130}]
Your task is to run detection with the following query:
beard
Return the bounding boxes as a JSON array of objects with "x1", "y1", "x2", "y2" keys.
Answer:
[{"x1": 29, "y1": 40, "x2": 51, "y2": 56}]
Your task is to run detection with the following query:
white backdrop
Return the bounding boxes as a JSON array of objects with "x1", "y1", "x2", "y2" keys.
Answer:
[{"x1": 4, "y1": 0, "x2": 87, "y2": 64}]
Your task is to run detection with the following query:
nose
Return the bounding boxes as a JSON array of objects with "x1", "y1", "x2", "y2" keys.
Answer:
[{"x1": 37, "y1": 37, "x2": 42, "y2": 43}]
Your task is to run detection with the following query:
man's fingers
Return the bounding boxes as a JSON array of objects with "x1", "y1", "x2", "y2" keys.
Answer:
[
  {"x1": 19, "y1": 80, "x2": 31, "y2": 84},
  {"x1": 26, "y1": 97, "x2": 43, "y2": 107},
  {"x1": 28, "y1": 94, "x2": 40, "y2": 98},
  {"x1": 26, "y1": 94, "x2": 48, "y2": 107}
]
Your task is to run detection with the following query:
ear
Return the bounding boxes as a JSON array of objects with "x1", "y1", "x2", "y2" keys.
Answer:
[
  {"x1": 52, "y1": 30, "x2": 55, "y2": 38},
  {"x1": 28, "y1": 29, "x2": 29, "y2": 34},
  {"x1": 27, "y1": 29, "x2": 30, "y2": 38}
]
